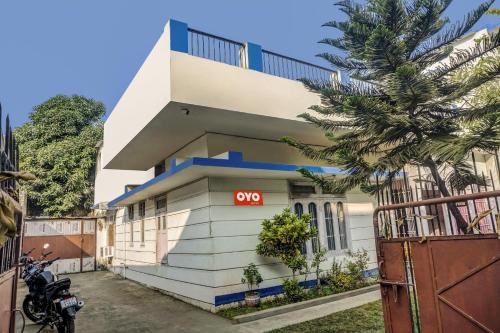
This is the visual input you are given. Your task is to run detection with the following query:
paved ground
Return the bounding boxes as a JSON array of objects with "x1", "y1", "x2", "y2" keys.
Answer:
[
  {"x1": 15, "y1": 270, "x2": 381, "y2": 333},
  {"x1": 16, "y1": 271, "x2": 235, "y2": 333}
]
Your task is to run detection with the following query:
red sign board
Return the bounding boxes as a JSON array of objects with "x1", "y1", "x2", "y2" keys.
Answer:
[{"x1": 234, "y1": 190, "x2": 263, "y2": 206}]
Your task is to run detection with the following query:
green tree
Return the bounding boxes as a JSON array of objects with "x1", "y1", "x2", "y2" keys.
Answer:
[
  {"x1": 14, "y1": 95, "x2": 104, "y2": 216},
  {"x1": 284, "y1": 0, "x2": 500, "y2": 233},
  {"x1": 256, "y1": 208, "x2": 316, "y2": 277}
]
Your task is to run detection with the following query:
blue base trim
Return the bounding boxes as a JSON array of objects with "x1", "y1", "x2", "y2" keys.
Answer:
[
  {"x1": 214, "y1": 279, "x2": 316, "y2": 306},
  {"x1": 214, "y1": 269, "x2": 378, "y2": 306}
]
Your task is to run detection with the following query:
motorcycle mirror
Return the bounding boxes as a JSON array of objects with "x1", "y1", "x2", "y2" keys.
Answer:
[{"x1": 43, "y1": 243, "x2": 50, "y2": 250}]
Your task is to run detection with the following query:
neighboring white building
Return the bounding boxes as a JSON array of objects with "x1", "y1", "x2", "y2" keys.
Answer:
[{"x1": 94, "y1": 20, "x2": 498, "y2": 311}]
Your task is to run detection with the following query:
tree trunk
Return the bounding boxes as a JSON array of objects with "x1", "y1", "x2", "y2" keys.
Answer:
[{"x1": 425, "y1": 161, "x2": 469, "y2": 233}]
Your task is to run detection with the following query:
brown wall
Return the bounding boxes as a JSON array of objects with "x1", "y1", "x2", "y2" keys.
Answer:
[{"x1": 22, "y1": 234, "x2": 96, "y2": 259}]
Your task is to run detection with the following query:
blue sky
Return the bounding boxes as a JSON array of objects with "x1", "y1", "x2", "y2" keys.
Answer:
[{"x1": 1, "y1": 0, "x2": 499, "y2": 128}]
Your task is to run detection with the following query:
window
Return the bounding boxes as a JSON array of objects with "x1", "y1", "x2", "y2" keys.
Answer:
[
  {"x1": 291, "y1": 184, "x2": 316, "y2": 195},
  {"x1": 130, "y1": 221, "x2": 134, "y2": 243},
  {"x1": 155, "y1": 197, "x2": 166, "y2": 212},
  {"x1": 140, "y1": 219, "x2": 145, "y2": 244},
  {"x1": 139, "y1": 201, "x2": 146, "y2": 218},
  {"x1": 294, "y1": 203, "x2": 307, "y2": 254},
  {"x1": 308, "y1": 203, "x2": 319, "y2": 253},
  {"x1": 337, "y1": 202, "x2": 348, "y2": 249},
  {"x1": 128, "y1": 205, "x2": 134, "y2": 221},
  {"x1": 324, "y1": 203, "x2": 336, "y2": 250},
  {"x1": 162, "y1": 216, "x2": 167, "y2": 230},
  {"x1": 157, "y1": 217, "x2": 161, "y2": 230}
]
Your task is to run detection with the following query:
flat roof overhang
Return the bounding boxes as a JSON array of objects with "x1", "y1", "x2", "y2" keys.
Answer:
[
  {"x1": 108, "y1": 151, "x2": 346, "y2": 207},
  {"x1": 104, "y1": 101, "x2": 330, "y2": 170}
]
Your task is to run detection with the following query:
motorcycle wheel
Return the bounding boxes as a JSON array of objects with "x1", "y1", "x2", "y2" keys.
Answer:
[
  {"x1": 22, "y1": 295, "x2": 44, "y2": 323},
  {"x1": 57, "y1": 317, "x2": 75, "y2": 333}
]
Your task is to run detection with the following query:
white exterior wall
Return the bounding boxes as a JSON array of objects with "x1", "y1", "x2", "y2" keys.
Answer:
[{"x1": 111, "y1": 176, "x2": 376, "y2": 310}]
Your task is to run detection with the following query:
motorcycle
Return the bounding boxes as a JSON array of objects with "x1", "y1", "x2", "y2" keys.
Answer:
[{"x1": 21, "y1": 243, "x2": 84, "y2": 333}]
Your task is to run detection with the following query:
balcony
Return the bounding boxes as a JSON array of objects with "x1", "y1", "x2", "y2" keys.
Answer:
[{"x1": 102, "y1": 19, "x2": 339, "y2": 171}]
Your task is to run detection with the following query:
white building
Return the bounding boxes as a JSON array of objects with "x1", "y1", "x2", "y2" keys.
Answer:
[{"x1": 94, "y1": 20, "x2": 499, "y2": 311}]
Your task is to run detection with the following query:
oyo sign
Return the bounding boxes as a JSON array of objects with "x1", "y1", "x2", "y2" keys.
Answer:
[{"x1": 234, "y1": 190, "x2": 263, "y2": 206}]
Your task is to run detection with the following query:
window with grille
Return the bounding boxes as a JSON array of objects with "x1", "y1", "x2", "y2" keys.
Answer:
[
  {"x1": 139, "y1": 201, "x2": 146, "y2": 218},
  {"x1": 294, "y1": 203, "x2": 307, "y2": 254},
  {"x1": 308, "y1": 203, "x2": 319, "y2": 253},
  {"x1": 337, "y1": 202, "x2": 348, "y2": 249},
  {"x1": 324, "y1": 202, "x2": 336, "y2": 250},
  {"x1": 128, "y1": 205, "x2": 134, "y2": 221}
]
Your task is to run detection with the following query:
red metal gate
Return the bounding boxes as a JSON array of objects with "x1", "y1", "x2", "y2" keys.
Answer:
[{"x1": 375, "y1": 191, "x2": 500, "y2": 333}]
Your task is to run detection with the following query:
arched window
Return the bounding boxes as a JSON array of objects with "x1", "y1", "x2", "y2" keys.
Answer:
[
  {"x1": 337, "y1": 202, "x2": 348, "y2": 249},
  {"x1": 294, "y1": 203, "x2": 303, "y2": 218},
  {"x1": 324, "y1": 202, "x2": 336, "y2": 250},
  {"x1": 294, "y1": 203, "x2": 307, "y2": 254},
  {"x1": 308, "y1": 203, "x2": 319, "y2": 253}
]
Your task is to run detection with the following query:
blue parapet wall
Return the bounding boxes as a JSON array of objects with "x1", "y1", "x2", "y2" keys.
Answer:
[
  {"x1": 214, "y1": 268, "x2": 379, "y2": 306},
  {"x1": 169, "y1": 19, "x2": 188, "y2": 53},
  {"x1": 246, "y1": 42, "x2": 263, "y2": 71}
]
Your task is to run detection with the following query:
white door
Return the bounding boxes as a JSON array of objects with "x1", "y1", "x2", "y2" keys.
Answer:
[{"x1": 156, "y1": 215, "x2": 168, "y2": 264}]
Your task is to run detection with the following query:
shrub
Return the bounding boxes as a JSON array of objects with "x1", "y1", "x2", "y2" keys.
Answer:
[
  {"x1": 325, "y1": 259, "x2": 354, "y2": 293},
  {"x1": 283, "y1": 278, "x2": 304, "y2": 303},
  {"x1": 311, "y1": 247, "x2": 327, "y2": 288},
  {"x1": 325, "y1": 249, "x2": 370, "y2": 293},
  {"x1": 256, "y1": 208, "x2": 316, "y2": 277},
  {"x1": 346, "y1": 249, "x2": 369, "y2": 288},
  {"x1": 241, "y1": 263, "x2": 263, "y2": 294}
]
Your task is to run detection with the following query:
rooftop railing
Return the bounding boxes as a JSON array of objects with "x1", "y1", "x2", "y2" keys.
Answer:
[
  {"x1": 262, "y1": 49, "x2": 337, "y2": 83},
  {"x1": 188, "y1": 28, "x2": 246, "y2": 68},
  {"x1": 170, "y1": 19, "x2": 337, "y2": 84}
]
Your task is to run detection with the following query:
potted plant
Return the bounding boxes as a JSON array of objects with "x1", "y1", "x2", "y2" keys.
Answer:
[{"x1": 241, "y1": 263, "x2": 263, "y2": 307}]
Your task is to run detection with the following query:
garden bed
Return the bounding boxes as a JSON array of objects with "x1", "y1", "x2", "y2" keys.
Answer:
[{"x1": 218, "y1": 284, "x2": 379, "y2": 322}]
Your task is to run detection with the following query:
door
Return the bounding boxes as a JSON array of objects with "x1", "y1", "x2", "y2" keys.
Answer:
[{"x1": 156, "y1": 215, "x2": 168, "y2": 264}]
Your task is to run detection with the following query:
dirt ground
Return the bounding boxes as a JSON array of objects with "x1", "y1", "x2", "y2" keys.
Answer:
[{"x1": 15, "y1": 270, "x2": 236, "y2": 333}]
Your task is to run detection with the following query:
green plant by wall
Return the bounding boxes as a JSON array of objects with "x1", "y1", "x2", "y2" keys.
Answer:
[
  {"x1": 241, "y1": 263, "x2": 263, "y2": 293},
  {"x1": 324, "y1": 249, "x2": 370, "y2": 293},
  {"x1": 346, "y1": 249, "x2": 369, "y2": 289},
  {"x1": 311, "y1": 247, "x2": 327, "y2": 288},
  {"x1": 256, "y1": 208, "x2": 317, "y2": 277},
  {"x1": 283, "y1": 278, "x2": 305, "y2": 303}
]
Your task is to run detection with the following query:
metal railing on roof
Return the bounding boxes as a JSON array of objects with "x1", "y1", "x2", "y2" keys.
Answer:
[
  {"x1": 262, "y1": 49, "x2": 337, "y2": 83},
  {"x1": 188, "y1": 28, "x2": 246, "y2": 68}
]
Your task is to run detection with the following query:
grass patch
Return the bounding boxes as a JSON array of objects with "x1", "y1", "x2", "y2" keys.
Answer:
[{"x1": 269, "y1": 300, "x2": 384, "y2": 333}]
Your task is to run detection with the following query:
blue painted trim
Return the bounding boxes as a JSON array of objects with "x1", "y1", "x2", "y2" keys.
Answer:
[
  {"x1": 108, "y1": 151, "x2": 345, "y2": 207},
  {"x1": 214, "y1": 279, "x2": 315, "y2": 306},
  {"x1": 169, "y1": 19, "x2": 188, "y2": 53},
  {"x1": 247, "y1": 42, "x2": 263, "y2": 71},
  {"x1": 214, "y1": 271, "x2": 376, "y2": 306}
]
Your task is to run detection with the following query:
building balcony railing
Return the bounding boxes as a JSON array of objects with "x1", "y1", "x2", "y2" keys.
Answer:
[{"x1": 171, "y1": 19, "x2": 338, "y2": 84}]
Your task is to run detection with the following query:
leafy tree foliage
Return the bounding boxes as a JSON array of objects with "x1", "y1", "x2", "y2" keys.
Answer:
[
  {"x1": 256, "y1": 208, "x2": 316, "y2": 276},
  {"x1": 14, "y1": 95, "x2": 104, "y2": 216},
  {"x1": 284, "y1": 0, "x2": 500, "y2": 232}
]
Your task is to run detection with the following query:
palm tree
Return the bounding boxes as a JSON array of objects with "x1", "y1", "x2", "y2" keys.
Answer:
[{"x1": 284, "y1": 0, "x2": 500, "y2": 233}]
